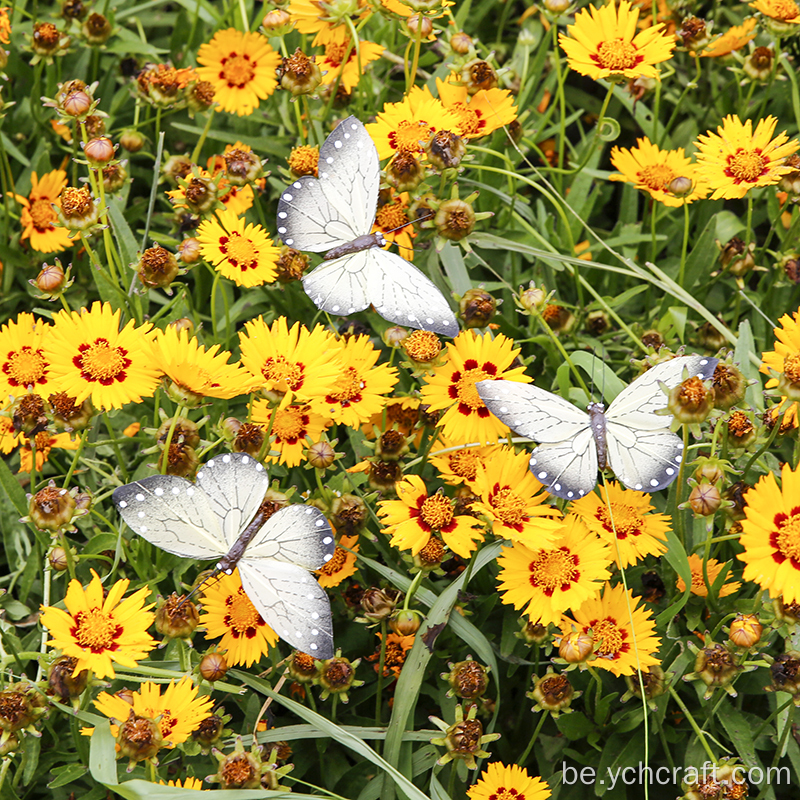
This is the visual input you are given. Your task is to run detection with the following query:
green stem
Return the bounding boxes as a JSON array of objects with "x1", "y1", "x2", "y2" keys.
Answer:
[
  {"x1": 668, "y1": 685, "x2": 716, "y2": 762},
  {"x1": 517, "y1": 711, "x2": 548, "y2": 766},
  {"x1": 375, "y1": 620, "x2": 387, "y2": 729},
  {"x1": 678, "y1": 200, "x2": 690, "y2": 287},
  {"x1": 191, "y1": 110, "x2": 216, "y2": 165}
]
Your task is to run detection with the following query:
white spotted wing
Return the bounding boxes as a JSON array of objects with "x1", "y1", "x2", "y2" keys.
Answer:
[
  {"x1": 276, "y1": 116, "x2": 458, "y2": 337},
  {"x1": 476, "y1": 355, "x2": 718, "y2": 500},
  {"x1": 113, "y1": 452, "x2": 336, "y2": 658}
]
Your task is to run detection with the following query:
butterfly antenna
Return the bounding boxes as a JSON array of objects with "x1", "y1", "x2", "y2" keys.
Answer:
[{"x1": 175, "y1": 569, "x2": 222, "y2": 610}]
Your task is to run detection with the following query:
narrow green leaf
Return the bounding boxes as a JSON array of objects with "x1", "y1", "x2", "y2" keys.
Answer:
[
  {"x1": 0, "y1": 458, "x2": 28, "y2": 517},
  {"x1": 655, "y1": 530, "x2": 693, "y2": 627},
  {"x1": 88, "y1": 721, "x2": 119, "y2": 786}
]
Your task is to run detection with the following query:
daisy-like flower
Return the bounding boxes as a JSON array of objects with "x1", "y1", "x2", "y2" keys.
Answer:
[
  {"x1": 288, "y1": 0, "x2": 366, "y2": 43},
  {"x1": 561, "y1": 582, "x2": 661, "y2": 676},
  {"x1": 0, "y1": 312, "x2": 53, "y2": 398},
  {"x1": 419, "y1": 331, "x2": 531, "y2": 444},
  {"x1": 0, "y1": 416, "x2": 20, "y2": 455},
  {"x1": 320, "y1": 38, "x2": 384, "y2": 93},
  {"x1": 695, "y1": 115, "x2": 800, "y2": 200},
  {"x1": 760, "y1": 307, "x2": 800, "y2": 409},
  {"x1": 196, "y1": 28, "x2": 282, "y2": 116},
  {"x1": 497, "y1": 515, "x2": 612, "y2": 627},
  {"x1": 373, "y1": 192, "x2": 416, "y2": 261},
  {"x1": 166, "y1": 165, "x2": 254, "y2": 217},
  {"x1": 430, "y1": 439, "x2": 499, "y2": 489},
  {"x1": 369, "y1": 631, "x2": 415, "y2": 677},
  {"x1": 569, "y1": 482, "x2": 669, "y2": 568},
  {"x1": 149, "y1": 325, "x2": 256, "y2": 402},
  {"x1": 676, "y1": 553, "x2": 741, "y2": 598},
  {"x1": 558, "y1": 0, "x2": 676, "y2": 82},
  {"x1": 362, "y1": 396, "x2": 421, "y2": 439},
  {"x1": 19, "y1": 430, "x2": 79, "y2": 472},
  {"x1": 43, "y1": 302, "x2": 161, "y2": 411},
  {"x1": 199, "y1": 569, "x2": 278, "y2": 667},
  {"x1": 197, "y1": 207, "x2": 279, "y2": 287},
  {"x1": 39, "y1": 569, "x2": 156, "y2": 679},
  {"x1": 366, "y1": 86, "x2": 461, "y2": 161},
  {"x1": 160, "y1": 778, "x2": 204, "y2": 790},
  {"x1": 609, "y1": 138, "x2": 709, "y2": 207},
  {"x1": 436, "y1": 79, "x2": 518, "y2": 139},
  {"x1": 317, "y1": 534, "x2": 359, "y2": 588},
  {"x1": 251, "y1": 399, "x2": 331, "y2": 467},
  {"x1": 15, "y1": 170, "x2": 73, "y2": 253},
  {"x1": 93, "y1": 678, "x2": 213, "y2": 746},
  {"x1": 700, "y1": 19, "x2": 757, "y2": 58},
  {"x1": 472, "y1": 446, "x2": 563, "y2": 549},
  {"x1": 238, "y1": 316, "x2": 343, "y2": 411},
  {"x1": 323, "y1": 335, "x2": 398, "y2": 428},
  {"x1": 750, "y1": 0, "x2": 800, "y2": 29},
  {"x1": 378, "y1": 474, "x2": 485, "y2": 558},
  {"x1": 738, "y1": 463, "x2": 800, "y2": 602},
  {"x1": 467, "y1": 762, "x2": 552, "y2": 800}
]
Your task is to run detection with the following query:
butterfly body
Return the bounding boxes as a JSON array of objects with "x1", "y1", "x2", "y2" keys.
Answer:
[
  {"x1": 112, "y1": 453, "x2": 336, "y2": 658},
  {"x1": 276, "y1": 116, "x2": 459, "y2": 337},
  {"x1": 476, "y1": 355, "x2": 718, "y2": 500}
]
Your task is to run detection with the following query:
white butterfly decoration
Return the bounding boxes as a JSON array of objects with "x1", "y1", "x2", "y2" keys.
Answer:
[
  {"x1": 276, "y1": 116, "x2": 459, "y2": 337},
  {"x1": 476, "y1": 355, "x2": 718, "y2": 500},
  {"x1": 112, "y1": 452, "x2": 335, "y2": 658}
]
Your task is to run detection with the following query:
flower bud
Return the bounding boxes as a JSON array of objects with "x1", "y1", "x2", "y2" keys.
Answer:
[
  {"x1": 28, "y1": 481, "x2": 77, "y2": 532},
  {"x1": 156, "y1": 417, "x2": 200, "y2": 450},
  {"x1": 263, "y1": 8, "x2": 293, "y2": 31},
  {"x1": 529, "y1": 671, "x2": 576, "y2": 715},
  {"x1": 726, "y1": 410, "x2": 756, "y2": 449},
  {"x1": 558, "y1": 629, "x2": 593, "y2": 664},
  {"x1": 623, "y1": 665, "x2": 665, "y2": 701},
  {"x1": 544, "y1": 0, "x2": 571, "y2": 12},
  {"x1": 407, "y1": 14, "x2": 433, "y2": 38},
  {"x1": 83, "y1": 136, "x2": 115, "y2": 165},
  {"x1": 120, "y1": 129, "x2": 145, "y2": 153},
  {"x1": 33, "y1": 260, "x2": 71, "y2": 297},
  {"x1": 224, "y1": 147, "x2": 263, "y2": 186},
  {"x1": 459, "y1": 288, "x2": 496, "y2": 328},
  {"x1": 117, "y1": 710, "x2": 163, "y2": 765},
  {"x1": 668, "y1": 176, "x2": 694, "y2": 197},
  {"x1": 48, "y1": 656, "x2": 89, "y2": 702},
  {"x1": 519, "y1": 283, "x2": 547, "y2": 312},
  {"x1": 280, "y1": 49, "x2": 322, "y2": 96},
  {"x1": 49, "y1": 546, "x2": 70, "y2": 571},
  {"x1": 62, "y1": 0, "x2": 88, "y2": 22},
  {"x1": 779, "y1": 155, "x2": 800, "y2": 196},
  {"x1": 426, "y1": 130, "x2": 466, "y2": 172},
  {"x1": 718, "y1": 236, "x2": 756, "y2": 276},
  {"x1": 331, "y1": 494, "x2": 367, "y2": 534},
  {"x1": 687, "y1": 482, "x2": 721, "y2": 516},
  {"x1": 155, "y1": 593, "x2": 200, "y2": 639},
  {"x1": 678, "y1": 16, "x2": 709, "y2": 50},
  {"x1": 48, "y1": 391, "x2": 93, "y2": 431},
  {"x1": 666, "y1": 374, "x2": 715, "y2": 425},
  {"x1": 683, "y1": 643, "x2": 740, "y2": 698},
  {"x1": 187, "y1": 80, "x2": 216, "y2": 114},
  {"x1": 386, "y1": 152, "x2": 425, "y2": 192},
  {"x1": 773, "y1": 597, "x2": 800, "y2": 625},
  {"x1": 32, "y1": 22, "x2": 68, "y2": 58},
  {"x1": 56, "y1": 186, "x2": 99, "y2": 231},
  {"x1": 11, "y1": 394, "x2": 48, "y2": 435},
  {"x1": 305, "y1": 439, "x2": 336, "y2": 470},
  {"x1": 287, "y1": 145, "x2": 319, "y2": 178},
  {"x1": 429, "y1": 704, "x2": 499, "y2": 769},
  {"x1": 289, "y1": 651, "x2": 320, "y2": 683},
  {"x1": 450, "y1": 31, "x2": 473, "y2": 54},
  {"x1": 199, "y1": 651, "x2": 229, "y2": 682},
  {"x1": 211, "y1": 738, "x2": 266, "y2": 789},
  {"x1": 82, "y1": 12, "x2": 112, "y2": 45},
  {"x1": 744, "y1": 46, "x2": 774, "y2": 82},
  {"x1": 317, "y1": 655, "x2": 363, "y2": 702},
  {"x1": 443, "y1": 657, "x2": 489, "y2": 699},
  {"x1": 389, "y1": 609, "x2": 423, "y2": 636},
  {"x1": 163, "y1": 154, "x2": 194, "y2": 186},
  {"x1": 586, "y1": 310, "x2": 610, "y2": 336},
  {"x1": 0, "y1": 684, "x2": 47, "y2": 736},
  {"x1": 177, "y1": 237, "x2": 201, "y2": 265},
  {"x1": 402, "y1": 329, "x2": 443, "y2": 365},
  {"x1": 435, "y1": 198, "x2": 476, "y2": 241},
  {"x1": 84, "y1": 114, "x2": 106, "y2": 138},
  {"x1": 192, "y1": 712, "x2": 225, "y2": 749},
  {"x1": 542, "y1": 303, "x2": 575, "y2": 333},
  {"x1": 137, "y1": 245, "x2": 181, "y2": 291},
  {"x1": 103, "y1": 162, "x2": 128, "y2": 194},
  {"x1": 729, "y1": 614, "x2": 762, "y2": 648},
  {"x1": 63, "y1": 89, "x2": 91, "y2": 117},
  {"x1": 517, "y1": 619, "x2": 550, "y2": 645},
  {"x1": 460, "y1": 59, "x2": 498, "y2": 94},
  {"x1": 231, "y1": 421, "x2": 265, "y2": 457},
  {"x1": 413, "y1": 535, "x2": 446, "y2": 572},
  {"x1": 360, "y1": 587, "x2": 400, "y2": 622},
  {"x1": 709, "y1": 361, "x2": 746, "y2": 411},
  {"x1": 180, "y1": 174, "x2": 217, "y2": 215},
  {"x1": 768, "y1": 651, "x2": 800, "y2": 697}
]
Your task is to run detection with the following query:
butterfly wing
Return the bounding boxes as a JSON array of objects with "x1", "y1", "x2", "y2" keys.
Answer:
[
  {"x1": 302, "y1": 251, "x2": 372, "y2": 316},
  {"x1": 476, "y1": 379, "x2": 599, "y2": 499},
  {"x1": 245, "y1": 504, "x2": 335, "y2": 570},
  {"x1": 276, "y1": 116, "x2": 378, "y2": 252},
  {"x1": 238, "y1": 560, "x2": 335, "y2": 658},
  {"x1": 194, "y1": 453, "x2": 271, "y2": 549},
  {"x1": 603, "y1": 355, "x2": 718, "y2": 492},
  {"x1": 113, "y1": 475, "x2": 226, "y2": 560}
]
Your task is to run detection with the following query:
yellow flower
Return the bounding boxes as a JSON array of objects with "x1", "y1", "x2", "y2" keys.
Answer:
[
  {"x1": 568, "y1": 482, "x2": 669, "y2": 568},
  {"x1": 317, "y1": 534, "x2": 359, "y2": 587},
  {"x1": 150, "y1": 325, "x2": 257, "y2": 401},
  {"x1": 436, "y1": 78, "x2": 518, "y2": 138},
  {"x1": 373, "y1": 191, "x2": 416, "y2": 261},
  {"x1": 378, "y1": 474, "x2": 485, "y2": 558},
  {"x1": 322, "y1": 335, "x2": 399, "y2": 428},
  {"x1": 497, "y1": 515, "x2": 612, "y2": 627},
  {"x1": 700, "y1": 18, "x2": 757, "y2": 58},
  {"x1": 609, "y1": 138, "x2": 709, "y2": 206},
  {"x1": 19, "y1": 430, "x2": 79, "y2": 472},
  {"x1": 560, "y1": 582, "x2": 661, "y2": 676},
  {"x1": 429, "y1": 438, "x2": 499, "y2": 489},
  {"x1": 196, "y1": 28, "x2": 281, "y2": 116},
  {"x1": 738, "y1": 463, "x2": 800, "y2": 602},
  {"x1": 760, "y1": 306, "x2": 800, "y2": 408},
  {"x1": 43, "y1": 302, "x2": 161, "y2": 410},
  {"x1": 419, "y1": 330, "x2": 531, "y2": 444},
  {"x1": 467, "y1": 763, "x2": 552, "y2": 800},
  {"x1": 199, "y1": 568, "x2": 278, "y2": 667},
  {"x1": 750, "y1": 0, "x2": 800, "y2": 25},
  {"x1": 39, "y1": 569, "x2": 156, "y2": 678},
  {"x1": 15, "y1": 170, "x2": 73, "y2": 253},
  {"x1": 0, "y1": 312, "x2": 54, "y2": 398},
  {"x1": 472, "y1": 446, "x2": 563, "y2": 549},
  {"x1": 677, "y1": 553, "x2": 741, "y2": 598},
  {"x1": 238, "y1": 316, "x2": 343, "y2": 412},
  {"x1": 366, "y1": 86, "x2": 461, "y2": 161},
  {"x1": 0, "y1": 416, "x2": 20, "y2": 455},
  {"x1": 160, "y1": 777, "x2": 204, "y2": 790},
  {"x1": 251, "y1": 399, "x2": 331, "y2": 467},
  {"x1": 695, "y1": 115, "x2": 800, "y2": 200},
  {"x1": 288, "y1": 0, "x2": 369, "y2": 43},
  {"x1": 196, "y1": 207, "x2": 280, "y2": 287},
  {"x1": 320, "y1": 38, "x2": 384, "y2": 92},
  {"x1": 558, "y1": 0, "x2": 676, "y2": 82},
  {"x1": 94, "y1": 678, "x2": 213, "y2": 746}
]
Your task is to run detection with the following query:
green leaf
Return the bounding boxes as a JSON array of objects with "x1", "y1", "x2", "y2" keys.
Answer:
[
  {"x1": 230, "y1": 670, "x2": 432, "y2": 800},
  {"x1": 438, "y1": 241, "x2": 471, "y2": 296},
  {"x1": 717, "y1": 703, "x2": 760, "y2": 769},
  {"x1": 106, "y1": 197, "x2": 141, "y2": 274},
  {"x1": 89, "y1": 721, "x2": 119, "y2": 786},
  {"x1": 0, "y1": 458, "x2": 28, "y2": 517},
  {"x1": 48, "y1": 763, "x2": 88, "y2": 788},
  {"x1": 555, "y1": 712, "x2": 596, "y2": 741},
  {"x1": 656, "y1": 530, "x2": 693, "y2": 628}
]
